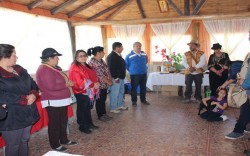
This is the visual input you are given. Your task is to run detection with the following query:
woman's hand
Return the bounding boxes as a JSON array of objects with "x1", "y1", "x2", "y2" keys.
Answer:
[
  {"x1": 238, "y1": 79, "x2": 244, "y2": 86},
  {"x1": 26, "y1": 94, "x2": 37, "y2": 105},
  {"x1": 66, "y1": 80, "x2": 74, "y2": 87},
  {"x1": 94, "y1": 82, "x2": 100, "y2": 89}
]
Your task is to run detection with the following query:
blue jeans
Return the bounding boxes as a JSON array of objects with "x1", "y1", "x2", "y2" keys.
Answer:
[
  {"x1": 233, "y1": 98, "x2": 250, "y2": 133},
  {"x1": 109, "y1": 78, "x2": 124, "y2": 110}
]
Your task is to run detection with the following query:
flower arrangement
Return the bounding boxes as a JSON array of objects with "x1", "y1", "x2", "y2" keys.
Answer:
[{"x1": 154, "y1": 45, "x2": 182, "y2": 64}]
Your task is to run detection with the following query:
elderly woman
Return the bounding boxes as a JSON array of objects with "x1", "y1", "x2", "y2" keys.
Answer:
[
  {"x1": 36, "y1": 48, "x2": 77, "y2": 152},
  {"x1": 87, "y1": 46, "x2": 113, "y2": 122},
  {"x1": 68, "y1": 50, "x2": 100, "y2": 134},
  {"x1": 208, "y1": 43, "x2": 230, "y2": 96},
  {"x1": 0, "y1": 44, "x2": 39, "y2": 156}
]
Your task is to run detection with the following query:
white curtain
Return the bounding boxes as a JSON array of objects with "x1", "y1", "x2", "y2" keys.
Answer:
[
  {"x1": 150, "y1": 21, "x2": 191, "y2": 53},
  {"x1": 0, "y1": 8, "x2": 72, "y2": 73},
  {"x1": 203, "y1": 18, "x2": 250, "y2": 57},
  {"x1": 111, "y1": 24, "x2": 146, "y2": 57},
  {"x1": 75, "y1": 25, "x2": 103, "y2": 51}
]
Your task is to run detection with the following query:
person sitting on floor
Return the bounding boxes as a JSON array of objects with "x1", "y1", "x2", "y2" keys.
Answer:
[{"x1": 199, "y1": 88, "x2": 228, "y2": 122}]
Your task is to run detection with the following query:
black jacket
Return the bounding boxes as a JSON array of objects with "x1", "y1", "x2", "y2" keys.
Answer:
[
  {"x1": 0, "y1": 65, "x2": 39, "y2": 131},
  {"x1": 107, "y1": 51, "x2": 126, "y2": 79}
]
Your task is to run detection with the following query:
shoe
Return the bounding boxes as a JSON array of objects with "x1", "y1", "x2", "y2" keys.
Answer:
[
  {"x1": 79, "y1": 127, "x2": 92, "y2": 134},
  {"x1": 102, "y1": 114, "x2": 113, "y2": 120},
  {"x1": 182, "y1": 99, "x2": 191, "y2": 103},
  {"x1": 118, "y1": 106, "x2": 128, "y2": 110},
  {"x1": 98, "y1": 116, "x2": 110, "y2": 122},
  {"x1": 53, "y1": 146, "x2": 67, "y2": 152},
  {"x1": 90, "y1": 124, "x2": 99, "y2": 130},
  {"x1": 225, "y1": 132, "x2": 244, "y2": 140},
  {"x1": 194, "y1": 99, "x2": 201, "y2": 103},
  {"x1": 141, "y1": 101, "x2": 150, "y2": 105},
  {"x1": 132, "y1": 102, "x2": 137, "y2": 107},
  {"x1": 110, "y1": 109, "x2": 121, "y2": 113},
  {"x1": 61, "y1": 141, "x2": 77, "y2": 146},
  {"x1": 220, "y1": 115, "x2": 228, "y2": 121},
  {"x1": 244, "y1": 128, "x2": 250, "y2": 133}
]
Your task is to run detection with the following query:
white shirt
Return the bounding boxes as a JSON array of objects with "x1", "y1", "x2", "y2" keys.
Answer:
[{"x1": 182, "y1": 52, "x2": 206, "y2": 75}]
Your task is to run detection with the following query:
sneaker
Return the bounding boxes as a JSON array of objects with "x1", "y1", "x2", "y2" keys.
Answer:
[
  {"x1": 141, "y1": 101, "x2": 150, "y2": 105},
  {"x1": 132, "y1": 102, "x2": 137, "y2": 107},
  {"x1": 118, "y1": 106, "x2": 128, "y2": 110},
  {"x1": 225, "y1": 132, "x2": 244, "y2": 140},
  {"x1": 182, "y1": 99, "x2": 191, "y2": 103},
  {"x1": 61, "y1": 141, "x2": 77, "y2": 146},
  {"x1": 244, "y1": 128, "x2": 250, "y2": 133},
  {"x1": 110, "y1": 109, "x2": 121, "y2": 113},
  {"x1": 220, "y1": 115, "x2": 228, "y2": 121},
  {"x1": 53, "y1": 146, "x2": 67, "y2": 152}
]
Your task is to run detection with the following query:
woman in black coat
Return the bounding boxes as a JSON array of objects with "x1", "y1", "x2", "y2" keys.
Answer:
[
  {"x1": 0, "y1": 44, "x2": 39, "y2": 156},
  {"x1": 208, "y1": 43, "x2": 230, "y2": 96}
]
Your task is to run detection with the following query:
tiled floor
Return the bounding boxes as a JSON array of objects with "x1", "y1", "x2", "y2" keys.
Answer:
[{"x1": 1, "y1": 92, "x2": 249, "y2": 156}]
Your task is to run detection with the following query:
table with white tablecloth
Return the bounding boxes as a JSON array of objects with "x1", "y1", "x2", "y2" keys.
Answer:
[{"x1": 146, "y1": 72, "x2": 209, "y2": 96}]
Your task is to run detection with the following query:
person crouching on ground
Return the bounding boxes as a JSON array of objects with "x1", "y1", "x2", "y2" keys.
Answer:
[{"x1": 199, "y1": 88, "x2": 228, "y2": 122}]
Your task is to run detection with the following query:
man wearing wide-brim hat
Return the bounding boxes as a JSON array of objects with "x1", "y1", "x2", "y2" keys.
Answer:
[{"x1": 182, "y1": 40, "x2": 206, "y2": 103}]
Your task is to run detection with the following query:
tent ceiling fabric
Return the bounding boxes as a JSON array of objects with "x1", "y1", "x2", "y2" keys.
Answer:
[{"x1": 0, "y1": 0, "x2": 250, "y2": 25}]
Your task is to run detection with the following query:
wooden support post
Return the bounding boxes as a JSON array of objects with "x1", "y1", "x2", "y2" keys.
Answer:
[{"x1": 67, "y1": 22, "x2": 76, "y2": 58}]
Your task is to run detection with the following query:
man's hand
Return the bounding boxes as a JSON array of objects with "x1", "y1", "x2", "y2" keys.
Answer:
[
  {"x1": 115, "y1": 78, "x2": 120, "y2": 83},
  {"x1": 189, "y1": 67, "x2": 196, "y2": 73}
]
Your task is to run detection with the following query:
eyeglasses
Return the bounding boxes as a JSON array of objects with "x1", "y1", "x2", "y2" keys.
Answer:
[{"x1": 78, "y1": 55, "x2": 87, "y2": 58}]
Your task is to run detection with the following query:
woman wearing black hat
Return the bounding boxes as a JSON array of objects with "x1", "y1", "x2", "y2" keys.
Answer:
[
  {"x1": 208, "y1": 43, "x2": 230, "y2": 96},
  {"x1": 36, "y1": 48, "x2": 77, "y2": 152}
]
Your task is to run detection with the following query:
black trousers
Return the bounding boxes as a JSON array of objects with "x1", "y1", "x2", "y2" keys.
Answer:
[
  {"x1": 233, "y1": 99, "x2": 250, "y2": 133},
  {"x1": 75, "y1": 94, "x2": 93, "y2": 130},
  {"x1": 46, "y1": 106, "x2": 69, "y2": 149},
  {"x1": 130, "y1": 74, "x2": 147, "y2": 102},
  {"x1": 184, "y1": 73, "x2": 203, "y2": 100},
  {"x1": 200, "y1": 111, "x2": 223, "y2": 122},
  {"x1": 95, "y1": 89, "x2": 107, "y2": 118}
]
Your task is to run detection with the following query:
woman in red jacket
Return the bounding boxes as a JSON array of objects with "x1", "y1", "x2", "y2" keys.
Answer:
[{"x1": 68, "y1": 50, "x2": 100, "y2": 134}]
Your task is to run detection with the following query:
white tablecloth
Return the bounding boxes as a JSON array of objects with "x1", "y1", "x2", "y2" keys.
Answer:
[{"x1": 146, "y1": 72, "x2": 209, "y2": 90}]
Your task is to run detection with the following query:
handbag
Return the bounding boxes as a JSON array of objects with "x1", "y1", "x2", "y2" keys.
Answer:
[{"x1": 228, "y1": 84, "x2": 247, "y2": 108}]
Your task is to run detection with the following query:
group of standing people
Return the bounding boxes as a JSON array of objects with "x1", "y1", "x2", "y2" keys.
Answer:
[{"x1": 0, "y1": 41, "x2": 150, "y2": 155}]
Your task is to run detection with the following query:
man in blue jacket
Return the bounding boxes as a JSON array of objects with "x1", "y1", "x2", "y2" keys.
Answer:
[{"x1": 125, "y1": 42, "x2": 150, "y2": 106}]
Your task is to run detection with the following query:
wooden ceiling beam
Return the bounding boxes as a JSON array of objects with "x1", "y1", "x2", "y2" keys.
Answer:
[
  {"x1": 192, "y1": 0, "x2": 207, "y2": 15},
  {"x1": 106, "y1": 0, "x2": 134, "y2": 20},
  {"x1": 51, "y1": 0, "x2": 77, "y2": 15},
  {"x1": 72, "y1": 12, "x2": 250, "y2": 26},
  {"x1": 67, "y1": 0, "x2": 100, "y2": 18},
  {"x1": 28, "y1": 0, "x2": 44, "y2": 10},
  {"x1": 166, "y1": 0, "x2": 183, "y2": 16},
  {"x1": 0, "y1": 1, "x2": 84, "y2": 22},
  {"x1": 191, "y1": 0, "x2": 197, "y2": 10},
  {"x1": 87, "y1": 0, "x2": 129, "y2": 21},
  {"x1": 184, "y1": 0, "x2": 190, "y2": 15},
  {"x1": 136, "y1": 0, "x2": 146, "y2": 18}
]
